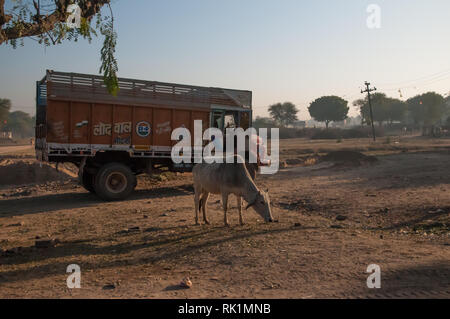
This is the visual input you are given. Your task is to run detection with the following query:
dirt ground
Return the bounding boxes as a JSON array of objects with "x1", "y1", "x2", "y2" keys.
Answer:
[{"x1": 0, "y1": 137, "x2": 449, "y2": 299}]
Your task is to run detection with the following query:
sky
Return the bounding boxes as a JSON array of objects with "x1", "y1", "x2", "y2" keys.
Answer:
[{"x1": 1, "y1": 0, "x2": 450, "y2": 120}]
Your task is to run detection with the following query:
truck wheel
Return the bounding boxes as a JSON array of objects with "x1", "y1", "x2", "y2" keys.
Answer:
[
  {"x1": 80, "y1": 171, "x2": 96, "y2": 193},
  {"x1": 94, "y1": 163, "x2": 137, "y2": 201}
]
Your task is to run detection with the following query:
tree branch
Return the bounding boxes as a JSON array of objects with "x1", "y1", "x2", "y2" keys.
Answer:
[
  {"x1": 0, "y1": 0, "x2": 12, "y2": 26},
  {"x1": 0, "y1": 0, "x2": 109, "y2": 45}
]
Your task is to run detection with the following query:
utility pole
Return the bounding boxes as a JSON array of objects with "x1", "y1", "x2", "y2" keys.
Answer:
[{"x1": 361, "y1": 81, "x2": 377, "y2": 141}]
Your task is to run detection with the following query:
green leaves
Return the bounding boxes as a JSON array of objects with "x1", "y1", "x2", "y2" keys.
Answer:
[
  {"x1": 3, "y1": 110, "x2": 34, "y2": 138},
  {"x1": 357, "y1": 92, "x2": 445, "y2": 127},
  {"x1": 407, "y1": 92, "x2": 445, "y2": 126},
  {"x1": 358, "y1": 93, "x2": 399, "y2": 126},
  {"x1": 308, "y1": 96, "x2": 349, "y2": 129},
  {"x1": 3, "y1": 1, "x2": 118, "y2": 96},
  {"x1": 0, "y1": 98, "x2": 11, "y2": 127},
  {"x1": 99, "y1": 18, "x2": 118, "y2": 96},
  {"x1": 268, "y1": 102, "x2": 299, "y2": 127}
]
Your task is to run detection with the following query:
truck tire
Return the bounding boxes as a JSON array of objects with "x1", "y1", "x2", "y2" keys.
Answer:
[
  {"x1": 94, "y1": 163, "x2": 137, "y2": 201},
  {"x1": 80, "y1": 171, "x2": 96, "y2": 194}
]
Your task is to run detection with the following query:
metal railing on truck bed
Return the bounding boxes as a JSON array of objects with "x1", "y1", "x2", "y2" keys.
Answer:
[{"x1": 42, "y1": 70, "x2": 252, "y2": 110}]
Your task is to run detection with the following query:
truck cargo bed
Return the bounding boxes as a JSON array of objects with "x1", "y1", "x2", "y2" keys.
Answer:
[{"x1": 35, "y1": 70, "x2": 252, "y2": 162}]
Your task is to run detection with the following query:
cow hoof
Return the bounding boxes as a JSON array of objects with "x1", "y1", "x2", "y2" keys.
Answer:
[{"x1": 204, "y1": 220, "x2": 210, "y2": 225}]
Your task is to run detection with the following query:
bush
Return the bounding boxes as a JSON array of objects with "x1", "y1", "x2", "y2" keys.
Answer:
[
  {"x1": 310, "y1": 129, "x2": 341, "y2": 140},
  {"x1": 259, "y1": 126, "x2": 385, "y2": 140},
  {"x1": 309, "y1": 127, "x2": 385, "y2": 140}
]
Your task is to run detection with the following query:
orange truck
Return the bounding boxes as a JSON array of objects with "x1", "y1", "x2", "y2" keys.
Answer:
[{"x1": 35, "y1": 70, "x2": 253, "y2": 200}]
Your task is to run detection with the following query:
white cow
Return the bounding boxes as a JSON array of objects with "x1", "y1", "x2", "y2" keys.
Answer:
[{"x1": 192, "y1": 155, "x2": 273, "y2": 226}]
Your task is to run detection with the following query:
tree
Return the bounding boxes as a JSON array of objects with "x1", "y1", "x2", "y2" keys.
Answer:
[
  {"x1": 0, "y1": 98, "x2": 11, "y2": 128},
  {"x1": 356, "y1": 93, "x2": 406, "y2": 126},
  {"x1": 268, "y1": 102, "x2": 299, "y2": 127},
  {"x1": 444, "y1": 95, "x2": 450, "y2": 125},
  {"x1": 352, "y1": 98, "x2": 366, "y2": 125},
  {"x1": 357, "y1": 93, "x2": 388, "y2": 126},
  {"x1": 407, "y1": 92, "x2": 445, "y2": 127},
  {"x1": 0, "y1": 0, "x2": 118, "y2": 94},
  {"x1": 308, "y1": 96, "x2": 349, "y2": 129},
  {"x1": 0, "y1": 98, "x2": 34, "y2": 138},
  {"x1": 4, "y1": 110, "x2": 34, "y2": 138},
  {"x1": 386, "y1": 98, "x2": 407, "y2": 124}
]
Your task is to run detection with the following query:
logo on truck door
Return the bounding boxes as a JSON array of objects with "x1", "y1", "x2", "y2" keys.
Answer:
[{"x1": 136, "y1": 121, "x2": 151, "y2": 138}]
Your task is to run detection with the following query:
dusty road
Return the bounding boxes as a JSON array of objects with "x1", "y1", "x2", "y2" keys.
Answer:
[
  {"x1": 0, "y1": 145, "x2": 33, "y2": 155},
  {"x1": 0, "y1": 138, "x2": 449, "y2": 298}
]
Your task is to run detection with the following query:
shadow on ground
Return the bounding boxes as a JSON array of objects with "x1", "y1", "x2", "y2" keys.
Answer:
[
  {"x1": 0, "y1": 184, "x2": 194, "y2": 217},
  {"x1": 0, "y1": 223, "x2": 308, "y2": 284}
]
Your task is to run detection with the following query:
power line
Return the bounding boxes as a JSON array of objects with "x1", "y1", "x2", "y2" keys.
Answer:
[
  {"x1": 376, "y1": 73, "x2": 450, "y2": 100},
  {"x1": 377, "y1": 67, "x2": 450, "y2": 88},
  {"x1": 249, "y1": 69, "x2": 450, "y2": 112},
  {"x1": 416, "y1": 73, "x2": 450, "y2": 88},
  {"x1": 382, "y1": 72, "x2": 450, "y2": 91}
]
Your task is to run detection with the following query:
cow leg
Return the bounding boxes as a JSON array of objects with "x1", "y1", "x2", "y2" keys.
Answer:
[
  {"x1": 237, "y1": 196, "x2": 244, "y2": 225},
  {"x1": 202, "y1": 191, "x2": 210, "y2": 225},
  {"x1": 222, "y1": 193, "x2": 230, "y2": 227},
  {"x1": 194, "y1": 186, "x2": 200, "y2": 225}
]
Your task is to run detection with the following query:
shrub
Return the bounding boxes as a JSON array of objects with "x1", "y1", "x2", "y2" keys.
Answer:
[{"x1": 266, "y1": 126, "x2": 385, "y2": 140}]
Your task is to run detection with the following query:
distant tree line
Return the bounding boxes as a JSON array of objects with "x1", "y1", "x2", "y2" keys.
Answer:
[
  {"x1": 255, "y1": 96, "x2": 350, "y2": 130},
  {"x1": 255, "y1": 91, "x2": 450, "y2": 132},
  {"x1": 0, "y1": 98, "x2": 35, "y2": 139},
  {"x1": 354, "y1": 92, "x2": 449, "y2": 129}
]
